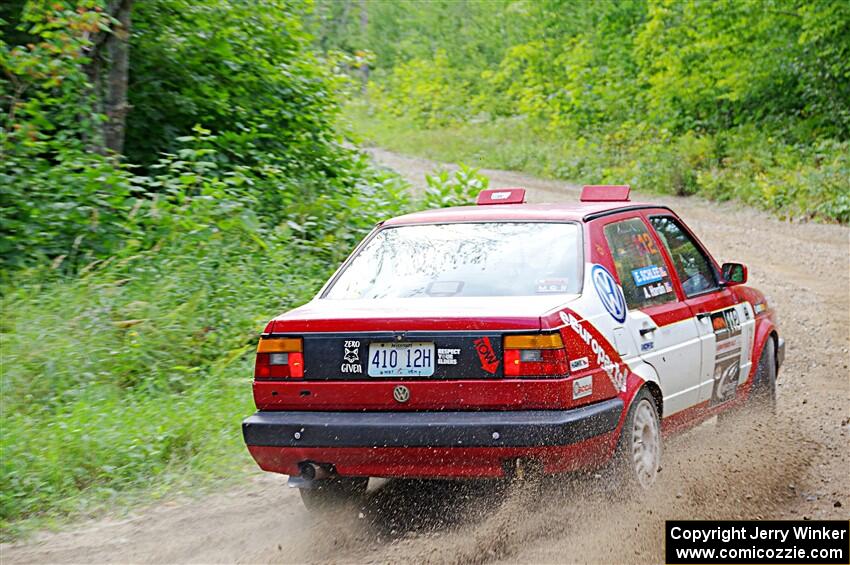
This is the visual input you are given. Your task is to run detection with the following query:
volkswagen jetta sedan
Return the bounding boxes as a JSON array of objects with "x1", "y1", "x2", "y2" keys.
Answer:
[{"x1": 242, "y1": 186, "x2": 784, "y2": 510}]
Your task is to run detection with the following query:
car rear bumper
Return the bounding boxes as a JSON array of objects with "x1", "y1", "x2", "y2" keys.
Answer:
[{"x1": 242, "y1": 398, "x2": 623, "y2": 478}]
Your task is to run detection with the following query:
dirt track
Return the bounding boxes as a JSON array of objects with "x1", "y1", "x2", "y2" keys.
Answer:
[{"x1": 3, "y1": 149, "x2": 848, "y2": 564}]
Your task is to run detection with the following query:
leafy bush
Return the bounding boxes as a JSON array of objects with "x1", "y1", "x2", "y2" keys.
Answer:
[
  {"x1": 422, "y1": 164, "x2": 489, "y2": 209},
  {"x1": 332, "y1": 0, "x2": 849, "y2": 222},
  {"x1": 1, "y1": 4, "x2": 133, "y2": 275},
  {"x1": 126, "y1": 0, "x2": 345, "y2": 166},
  {"x1": 0, "y1": 134, "x2": 414, "y2": 530},
  {"x1": 375, "y1": 49, "x2": 471, "y2": 127},
  {"x1": 1, "y1": 0, "x2": 380, "y2": 273},
  {"x1": 350, "y1": 107, "x2": 850, "y2": 223},
  {"x1": 0, "y1": 0, "x2": 420, "y2": 533}
]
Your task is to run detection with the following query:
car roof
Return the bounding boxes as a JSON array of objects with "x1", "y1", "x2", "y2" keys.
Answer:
[{"x1": 382, "y1": 201, "x2": 669, "y2": 226}]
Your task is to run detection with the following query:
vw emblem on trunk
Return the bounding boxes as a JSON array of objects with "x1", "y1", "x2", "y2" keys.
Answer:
[{"x1": 393, "y1": 385, "x2": 410, "y2": 403}]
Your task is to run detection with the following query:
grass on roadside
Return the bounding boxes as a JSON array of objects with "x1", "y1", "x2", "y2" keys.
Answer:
[
  {"x1": 0, "y1": 151, "x2": 490, "y2": 539},
  {"x1": 0, "y1": 233, "x2": 326, "y2": 538},
  {"x1": 346, "y1": 102, "x2": 850, "y2": 223}
]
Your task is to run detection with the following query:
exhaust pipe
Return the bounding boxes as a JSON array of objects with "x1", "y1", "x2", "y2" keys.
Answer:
[
  {"x1": 298, "y1": 461, "x2": 331, "y2": 481},
  {"x1": 503, "y1": 457, "x2": 543, "y2": 481}
]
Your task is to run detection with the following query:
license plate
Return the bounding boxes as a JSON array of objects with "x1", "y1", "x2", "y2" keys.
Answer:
[{"x1": 367, "y1": 342, "x2": 435, "y2": 377}]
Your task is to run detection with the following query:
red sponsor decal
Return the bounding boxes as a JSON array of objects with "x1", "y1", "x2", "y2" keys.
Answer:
[
  {"x1": 473, "y1": 337, "x2": 499, "y2": 374},
  {"x1": 558, "y1": 309, "x2": 628, "y2": 392}
]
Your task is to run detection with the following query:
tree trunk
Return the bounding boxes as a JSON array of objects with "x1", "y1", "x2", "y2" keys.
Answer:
[
  {"x1": 103, "y1": 0, "x2": 132, "y2": 156},
  {"x1": 83, "y1": 48, "x2": 103, "y2": 154},
  {"x1": 359, "y1": 0, "x2": 369, "y2": 96}
]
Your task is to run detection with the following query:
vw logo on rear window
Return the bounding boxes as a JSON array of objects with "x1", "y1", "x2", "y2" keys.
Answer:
[
  {"x1": 592, "y1": 264, "x2": 627, "y2": 323},
  {"x1": 393, "y1": 385, "x2": 410, "y2": 403}
]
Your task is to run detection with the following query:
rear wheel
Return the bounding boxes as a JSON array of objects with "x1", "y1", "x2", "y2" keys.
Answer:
[
  {"x1": 298, "y1": 477, "x2": 368, "y2": 512},
  {"x1": 613, "y1": 388, "x2": 662, "y2": 490}
]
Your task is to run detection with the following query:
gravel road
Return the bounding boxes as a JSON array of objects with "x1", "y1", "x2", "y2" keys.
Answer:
[{"x1": 3, "y1": 149, "x2": 848, "y2": 564}]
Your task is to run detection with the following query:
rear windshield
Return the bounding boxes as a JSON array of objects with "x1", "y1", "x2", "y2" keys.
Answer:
[{"x1": 323, "y1": 222, "x2": 583, "y2": 299}]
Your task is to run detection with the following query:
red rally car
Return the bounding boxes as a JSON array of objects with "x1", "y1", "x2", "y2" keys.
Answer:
[{"x1": 242, "y1": 185, "x2": 784, "y2": 510}]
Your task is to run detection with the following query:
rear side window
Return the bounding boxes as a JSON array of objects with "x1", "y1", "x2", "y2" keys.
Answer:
[
  {"x1": 649, "y1": 216, "x2": 719, "y2": 297},
  {"x1": 602, "y1": 218, "x2": 676, "y2": 309}
]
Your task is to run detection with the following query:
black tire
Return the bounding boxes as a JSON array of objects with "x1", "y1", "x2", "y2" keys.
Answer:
[
  {"x1": 298, "y1": 477, "x2": 368, "y2": 512},
  {"x1": 611, "y1": 388, "x2": 662, "y2": 491},
  {"x1": 749, "y1": 337, "x2": 777, "y2": 413}
]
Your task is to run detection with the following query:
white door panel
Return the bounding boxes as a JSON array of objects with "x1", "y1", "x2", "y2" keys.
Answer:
[{"x1": 627, "y1": 311, "x2": 703, "y2": 416}]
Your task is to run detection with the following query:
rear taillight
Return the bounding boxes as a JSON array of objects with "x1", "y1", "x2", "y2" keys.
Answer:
[
  {"x1": 255, "y1": 337, "x2": 303, "y2": 379},
  {"x1": 503, "y1": 333, "x2": 569, "y2": 377}
]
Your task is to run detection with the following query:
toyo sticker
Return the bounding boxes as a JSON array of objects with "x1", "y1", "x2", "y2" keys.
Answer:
[{"x1": 592, "y1": 264, "x2": 627, "y2": 323}]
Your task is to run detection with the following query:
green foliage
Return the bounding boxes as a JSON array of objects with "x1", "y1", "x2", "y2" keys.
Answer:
[
  {"x1": 351, "y1": 107, "x2": 850, "y2": 223},
  {"x1": 1, "y1": 0, "x2": 380, "y2": 273},
  {"x1": 483, "y1": 1, "x2": 646, "y2": 131},
  {"x1": 126, "y1": 0, "x2": 342, "y2": 166},
  {"x1": 0, "y1": 0, "x2": 436, "y2": 532},
  {"x1": 1, "y1": 2, "x2": 111, "y2": 151},
  {"x1": 636, "y1": 0, "x2": 850, "y2": 137},
  {"x1": 0, "y1": 138, "x2": 416, "y2": 530},
  {"x1": 337, "y1": 0, "x2": 850, "y2": 222},
  {"x1": 0, "y1": 3, "x2": 130, "y2": 273},
  {"x1": 313, "y1": 0, "x2": 517, "y2": 78},
  {"x1": 423, "y1": 164, "x2": 489, "y2": 209},
  {"x1": 377, "y1": 50, "x2": 470, "y2": 127}
]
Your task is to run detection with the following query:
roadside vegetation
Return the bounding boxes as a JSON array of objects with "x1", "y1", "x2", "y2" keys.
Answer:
[
  {"x1": 317, "y1": 0, "x2": 850, "y2": 223},
  {"x1": 0, "y1": 1, "x2": 484, "y2": 535},
  {"x1": 2, "y1": 0, "x2": 846, "y2": 540}
]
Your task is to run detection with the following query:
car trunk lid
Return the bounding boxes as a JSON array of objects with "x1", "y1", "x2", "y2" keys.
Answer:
[{"x1": 267, "y1": 296, "x2": 577, "y2": 381}]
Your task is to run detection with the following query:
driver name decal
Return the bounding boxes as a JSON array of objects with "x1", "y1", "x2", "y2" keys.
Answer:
[{"x1": 631, "y1": 265, "x2": 666, "y2": 286}]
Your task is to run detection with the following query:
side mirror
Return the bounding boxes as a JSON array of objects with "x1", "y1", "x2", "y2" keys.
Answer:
[{"x1": 721, "y1": 262, "x2": 748, "y2": 286}]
